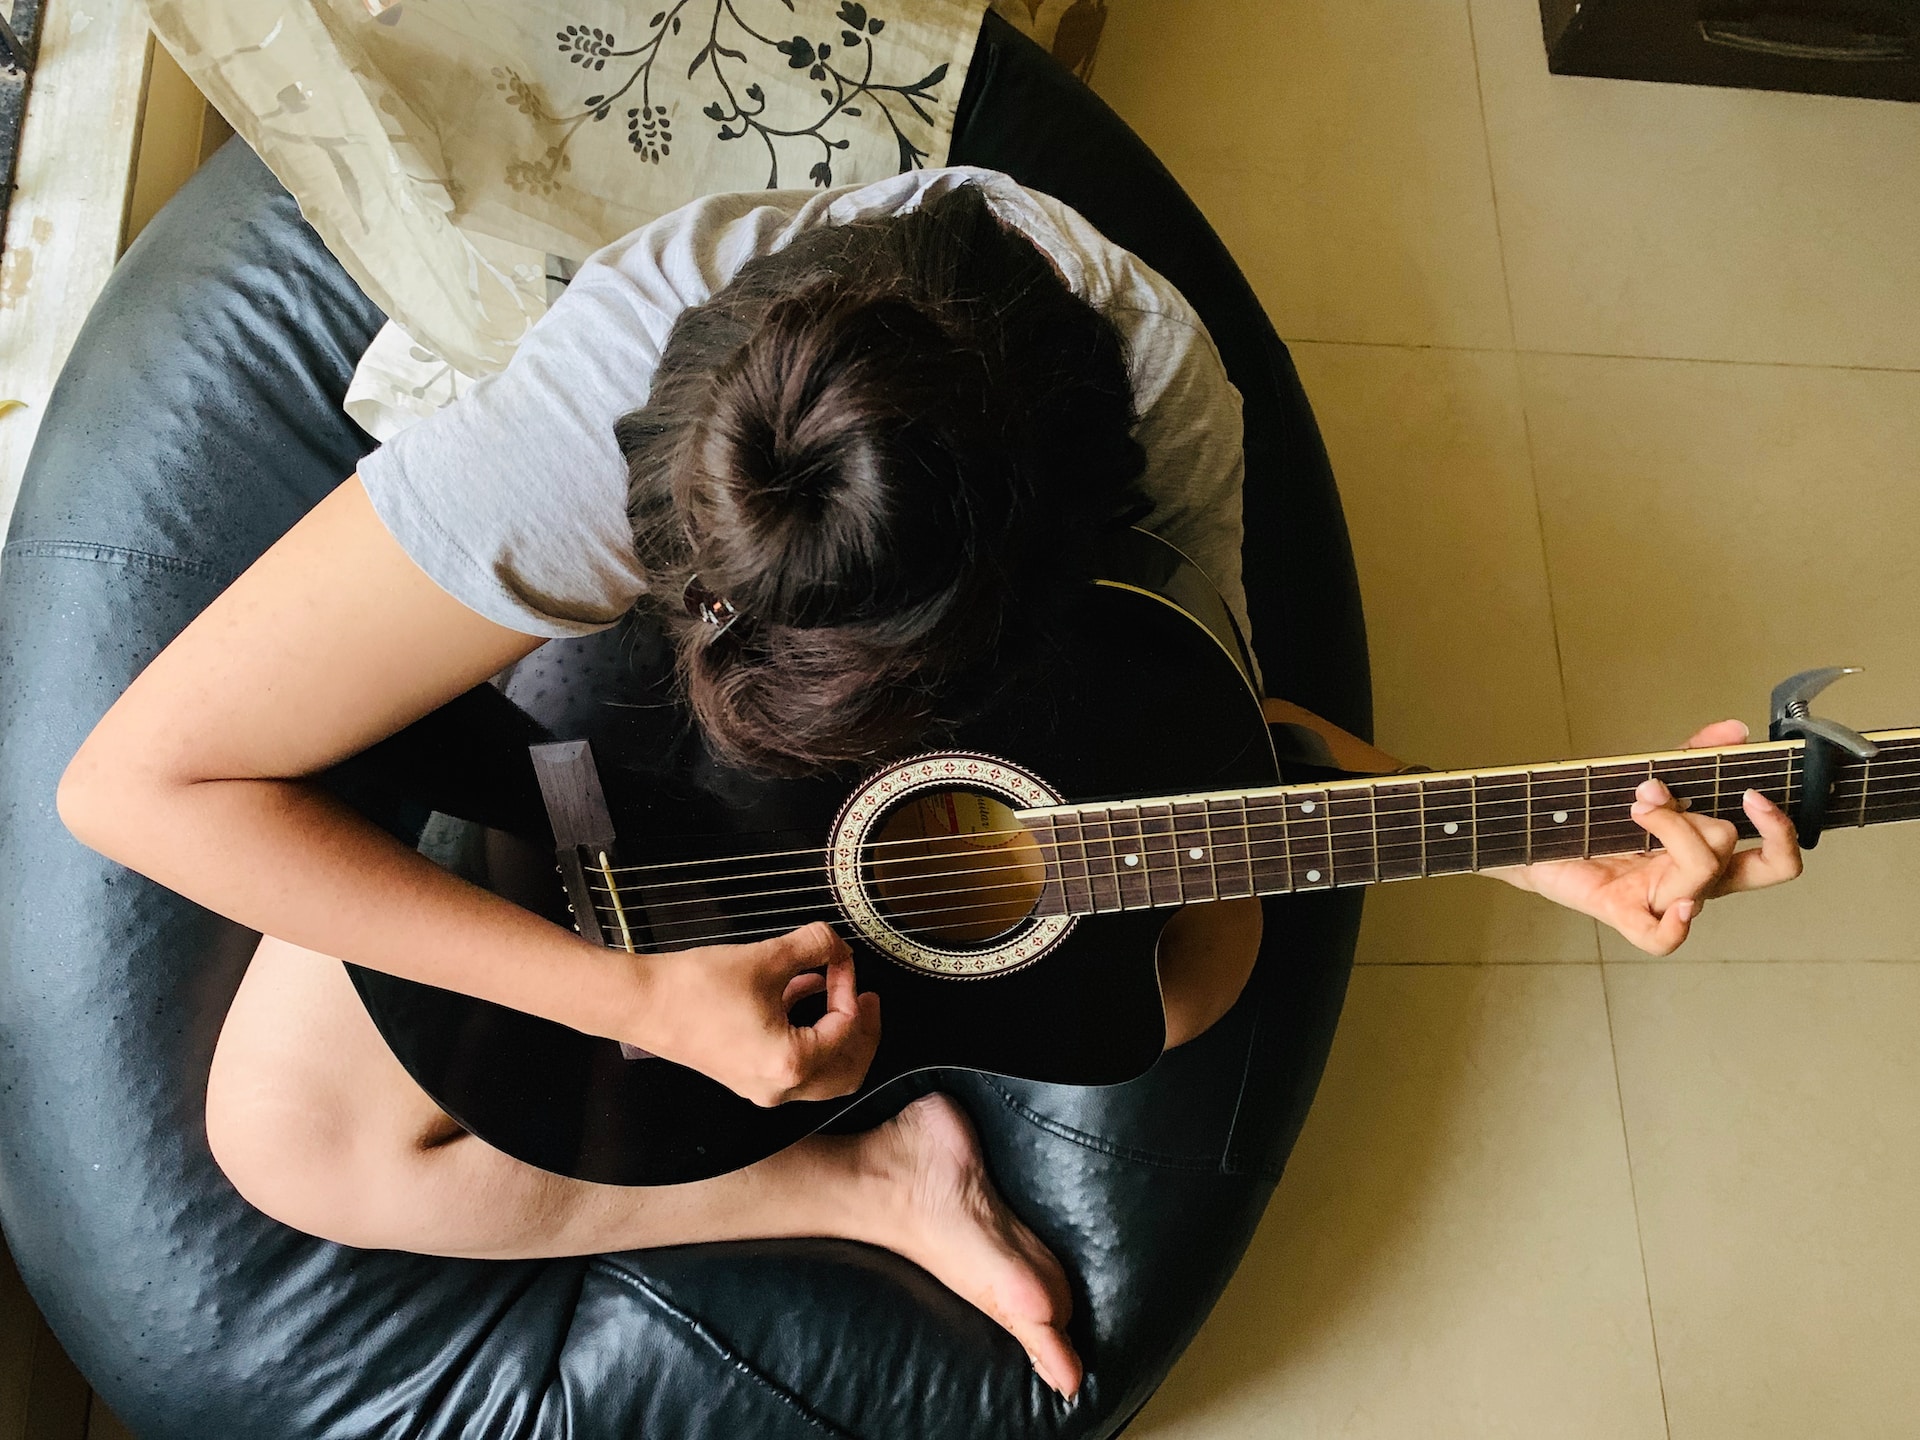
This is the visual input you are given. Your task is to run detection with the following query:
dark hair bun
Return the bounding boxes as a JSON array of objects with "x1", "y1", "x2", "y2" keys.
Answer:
[{"x1": 616, "y1": 183, "x2": 1147, "y2": 774}]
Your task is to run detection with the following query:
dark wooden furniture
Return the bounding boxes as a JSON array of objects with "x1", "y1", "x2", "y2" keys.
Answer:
[{"x1": 1540, "y1": 0, "x2": 1920, "y2": 101}]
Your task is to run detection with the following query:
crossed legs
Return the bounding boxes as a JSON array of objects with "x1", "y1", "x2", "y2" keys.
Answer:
[{"x1": 204, "y1": 897, "x2": 1261, "y2": 1398}]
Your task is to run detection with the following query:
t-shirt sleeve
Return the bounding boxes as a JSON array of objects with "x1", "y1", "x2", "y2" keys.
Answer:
[
  {"x1": 355, "y1": 192, "x2": 816, "y2": 637},
  {"x1": 1120, "y1": 304, "x2": 1253, "y2": 661}
]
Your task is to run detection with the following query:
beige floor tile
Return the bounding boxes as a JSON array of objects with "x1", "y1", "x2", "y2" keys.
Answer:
[
  {"x1": 1288, "y1": 341, "x2": 1598, "y2": 962},
  {"x1": 1607, "y1": 962, "x2": 1920, "y2": 1439},
  {"x1": 1291, "y1": 343, "x2": 1570, "y2": 770},
  {"x1": 1358, "y1": 874, "x2": 1599, "y2": 966},
  {"x1": 1469, "y1": 0, "x2": 1920, "y2": 370},
  {"x1": 1522, "y1": 352, "x2": 1920, "y2": 961},
  {"x1": 88, "y1": 1393, "x2": 138, "y2": 1440},
  {"x1": 1093, "y1": 1, "x2": 1512, "y2": 350},
  {"x1": 1132, "y1": 964, "x2": 1665, "y2": 1440}
]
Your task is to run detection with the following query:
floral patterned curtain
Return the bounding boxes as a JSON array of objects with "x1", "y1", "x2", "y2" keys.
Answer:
[{"x1": 143, "y1": 0, "x2": 1107, "y2": 434}]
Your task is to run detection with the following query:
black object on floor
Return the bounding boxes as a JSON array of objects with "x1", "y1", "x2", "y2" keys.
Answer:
[{"x1": 1539, "y1": 0, "x2": 1920, "y2": 101}]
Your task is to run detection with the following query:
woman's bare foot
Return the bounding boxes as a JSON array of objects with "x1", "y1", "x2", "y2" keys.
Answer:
[{"x1": 858, "y1": 1093, "x2": 1082, "y2": 1398}]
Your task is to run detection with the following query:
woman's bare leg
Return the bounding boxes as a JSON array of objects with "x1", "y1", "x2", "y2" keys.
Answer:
[
  {"x1": 206, "y1": 937, "x2": 1081, "y2": 1396},
  {"x1": 1158, "y1": 897, "x2": 1264, "y2": 1048}
]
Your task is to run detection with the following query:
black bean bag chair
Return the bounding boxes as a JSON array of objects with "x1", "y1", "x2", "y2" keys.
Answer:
[{"x1": 0, "y1": 15, "x2": 1370, "y2": 1438}]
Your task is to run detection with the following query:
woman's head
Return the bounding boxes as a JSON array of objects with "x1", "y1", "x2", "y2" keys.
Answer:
[{"x1": 616, "y1": 183, "x2": 1147, "y2": 774}]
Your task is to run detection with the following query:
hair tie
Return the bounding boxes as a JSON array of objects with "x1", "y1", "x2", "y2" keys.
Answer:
[{"x1": 682, "y1": 574, "x2": 741, "y2": 637}]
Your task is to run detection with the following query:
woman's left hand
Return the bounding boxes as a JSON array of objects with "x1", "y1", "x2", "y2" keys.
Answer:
[{"x1": 1491, "y1": 719, "x2": 1804, "y2": 955}]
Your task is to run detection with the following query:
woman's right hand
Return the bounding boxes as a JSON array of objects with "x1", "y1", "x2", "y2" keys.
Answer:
[
  {"x1": 59, "y1": 475, "x2": 881, "y2": 1107},
  {"x1": 628, "y1": 922, "x2": 881, "y2": 1107}
]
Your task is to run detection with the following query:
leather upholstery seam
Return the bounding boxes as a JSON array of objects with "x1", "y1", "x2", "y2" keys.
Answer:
[
  {"x1": 978, "y1": 1078, "x2": 1227, "y2": 1174},
  {"x1": 586, "y1": 1261, "x2": 866, "y2": 1440},
  {"x1": 0, "y1": 539, "x2": 221, "y2": 577}
]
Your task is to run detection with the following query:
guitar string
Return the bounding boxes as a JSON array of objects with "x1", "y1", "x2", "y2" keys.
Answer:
[
  {"x1": 577, "y1": 782, "x2": 1920, "y2": 937},
  {"x1": 581, "y1": 770, "x2": 1920, "y2": 954},
  {"x1": 577, "y1": 761, "x2": 1920, "y2": 917},
  {"x1": 584, "y1": 745, "x2": 1907, "y2": 882},
  {"x1": 583, "y1": 761, "x2": 1805, "y2": 879},
  {"x1": 578, "y1": 783, "x2": 1919, "y2": 945},
  {"x1": 582, "y1": 805, "x2": 1682, "y2": 921},
  {"x1": 582, "y1": 825, "x2": 1737, "y2": 941}
]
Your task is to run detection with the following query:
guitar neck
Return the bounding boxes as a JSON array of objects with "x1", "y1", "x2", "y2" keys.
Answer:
[{"x1": 1022, "y1": 728, "x2": 1920, "y2": 916}]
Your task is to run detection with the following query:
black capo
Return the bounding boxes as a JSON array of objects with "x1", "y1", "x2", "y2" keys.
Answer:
[{"x1": 1769, "y1": 666, "x2": 1879, "y2": 849}]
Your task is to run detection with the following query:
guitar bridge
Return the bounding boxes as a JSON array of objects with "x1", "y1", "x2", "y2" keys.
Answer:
[{"x1": 529, "y1": 739, "x2": 655, "y2": 1060}]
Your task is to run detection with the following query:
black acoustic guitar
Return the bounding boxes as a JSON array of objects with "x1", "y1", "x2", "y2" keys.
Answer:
[{"x1": 351, "y1": 531, "x2": 1919, "y2": 1186}]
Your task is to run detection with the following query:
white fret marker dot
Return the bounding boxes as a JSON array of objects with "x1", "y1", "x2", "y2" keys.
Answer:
[
  {"x1": 1189, "y1": 847, "x2": 1204, "y2": 860},
  {"x1": 1553, "y1": 810, "x2": 1569, "y2": 824},
  {"x1": 1123, "y1": 854, "x2": 1139, "y2": 867},
  {"x1": 1300, "y1": 801, "x2": 1316, "y2": 814},
  {"x1": 1306, "y1": 869, "x2": 1322, "y2": 883},
  {"x1": 1443, "y1": 821, "x2": 1459, "y2": 835}
]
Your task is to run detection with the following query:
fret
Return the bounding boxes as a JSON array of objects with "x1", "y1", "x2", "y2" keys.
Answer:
[
  {"x1": 1864, "y1": 736, "x2": 1920, "y2": 825},
  {"x1": 1045, "y1": 814, "x2": 1091, "y2": 917},
  {"x1": 1640, "y1": 759, "x2": 1659, "y2": 853},
  {"x1": 1473, "y1": 771, "x2": 1530, "y2": 869},
  {"x1": 1583, "y1": 764, "x2": 1592, "y2": 859},
  {"x1": 1806, "y1": 745, "x2": 1878, "y2": 834},
  {"x1": 1246, "y1": 796, "x2": 1292, "y2": 893},
  {"x1": 1373, "y1": 779, "x2": 1425, "y2": 880},
  {"x1": 1715, "y1": 749, "x2": 1793, "y2": 842},
  {"x1": 1283, "y1": 788, "x2": 1335, "y2": 890},
  {"x1": 1027, "y1": 816, "x2": 1069, "y2": 918},
  {"x1": 1422, "y1": 776, "x2": 1474, "y2": 874},
  {"x1": 1078, "y1": 808, "x2": 1124, "y2": 912},
  {"x1": 1586, "y1": 762, "x2": 1648, "y2": 857},
  {"x1": 1169, "y1": 801, "x2": 1218, "y2": 901},
  {"x1": 1529, "y1": 768, "x2": 1588, "y2": 863},
  {"x1": 1108, "y1": 805, "x2": 1152, "y2": 909},
  {"x1": 1650, "y1": 752, "x2": 1723, "y2": 823},
  {"x1": 1326, "y1": 785, "x2": 1379, "y2": 886},
  {"x1": 1207, "y1": 796, "x2": 1255, "y2": 899},
  {"x1": 1138, "y1": 802, "x2": 1182, "y2": 905}
]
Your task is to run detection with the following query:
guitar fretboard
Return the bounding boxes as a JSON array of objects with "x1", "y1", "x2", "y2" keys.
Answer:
[{"x1": 1021, "y1": 729, "x2": 1920, "y2": 916}]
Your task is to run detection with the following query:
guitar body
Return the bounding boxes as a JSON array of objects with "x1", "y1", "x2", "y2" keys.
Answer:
[{"x1": 352, "y1": 534, "x2": 1277, "y2": 1185}]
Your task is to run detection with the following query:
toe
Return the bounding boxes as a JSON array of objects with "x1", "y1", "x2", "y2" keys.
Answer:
[{"x1": 1021, "y1": 1323, "x2": 1082, "y2": 1399}]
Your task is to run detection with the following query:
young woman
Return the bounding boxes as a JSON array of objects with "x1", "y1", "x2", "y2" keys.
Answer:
[{"x1": 57, "y1": 173, "x2": 1802, "y2": 1401}]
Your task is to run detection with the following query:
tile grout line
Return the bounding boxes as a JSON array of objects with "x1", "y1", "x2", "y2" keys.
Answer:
[
  {"x1": 1461, "y1": 0, "x2": 1586, "y2": 920},
  {"x1": 1451, "y1": 0, "x2": 1523, "y2": 356},
  {"x1": 1598, "y1": 960, "x2": 1675, "y2": 1440},
  {"x1": 1518, "y1": 347, "x2": 1920, "y2": 376},
  {"x1": 1280, "y1": 333, "x2": 1920, "y2": 377}
]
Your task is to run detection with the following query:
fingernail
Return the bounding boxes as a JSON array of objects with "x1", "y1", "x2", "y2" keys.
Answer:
[
  {"x1": 1674, "y1": 900, "x2": 1697, "y2": 922},
  {"x1": 1631, "y1": 800, "x2": 1656, "y2": 815},
  {"x1": 1745, "y1": 788, "x2": 1777, "y2": 810}
]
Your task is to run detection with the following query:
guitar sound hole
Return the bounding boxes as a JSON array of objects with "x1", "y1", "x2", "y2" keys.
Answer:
[{"x1": 868, "y1": 789, "x2": 1046, "y2": 945}]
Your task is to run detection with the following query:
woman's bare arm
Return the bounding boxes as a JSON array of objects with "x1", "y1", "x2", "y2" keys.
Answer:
[{"x1": 59, "y1": 478, "x2": 877, "y2": 1105}]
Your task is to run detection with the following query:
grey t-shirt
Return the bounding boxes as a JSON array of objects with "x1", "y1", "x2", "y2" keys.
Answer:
[{"x1": 358, "y1": 166, "x2": 1250, "y2": 647}]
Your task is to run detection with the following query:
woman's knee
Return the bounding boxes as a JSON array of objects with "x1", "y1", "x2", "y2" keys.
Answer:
[
  {"x1": 204, "y1": 1050, "x2": 369, "y2": 1242},
  {"x1": 207, "y1": 936, "x2": 461, "y2": 1245}
]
